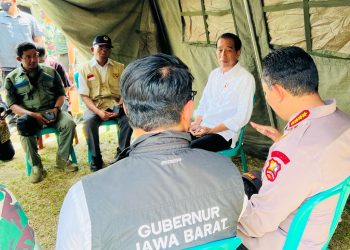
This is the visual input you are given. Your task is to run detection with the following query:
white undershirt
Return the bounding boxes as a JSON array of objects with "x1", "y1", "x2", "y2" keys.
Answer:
[{"x1": 77, "y1": 58, "x2": 112, "y2": 96}]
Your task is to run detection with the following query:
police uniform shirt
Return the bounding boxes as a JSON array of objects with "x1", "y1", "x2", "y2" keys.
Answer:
[{"x1": 238, "y1": 99, "x2": 350, "y2": 250}]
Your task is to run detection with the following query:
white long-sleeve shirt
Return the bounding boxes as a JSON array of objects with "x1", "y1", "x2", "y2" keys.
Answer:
[
  {"x1": 194, "y1": 62, "x2": 255, "y2": 146},
  {"x1": 56, "y1": 181, "x2": 91, "y2": 250}
]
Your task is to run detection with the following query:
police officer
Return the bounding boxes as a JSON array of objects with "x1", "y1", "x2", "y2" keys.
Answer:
[
  {"x1": 4, "y1": 42, "x2": 77, "y2": 184},
  {"x1": 237, "y1": 47, "x2": 350, "y2": 249}
]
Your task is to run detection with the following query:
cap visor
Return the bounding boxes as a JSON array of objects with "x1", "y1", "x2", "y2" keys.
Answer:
[{"x1": 93, "y1": 43, "x2": 113, "y2": 48}]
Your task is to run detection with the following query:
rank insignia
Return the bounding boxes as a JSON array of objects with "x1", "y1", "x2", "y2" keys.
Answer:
[
  {"x1": 289, "y1": 110, "x2": 310, "y2": 127},
  {"x1": 112, "y1": 73, "x2": 119, "y2": 78}
]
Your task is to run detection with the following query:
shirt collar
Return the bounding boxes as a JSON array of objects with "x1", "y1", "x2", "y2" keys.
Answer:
[
  {"x1": 285, "y1": 99, "x2": 336, "y2": 130},
  {"x1": 219, "y1": 62, "x2": 241, "y2": 75},
  {"x1": 91, "y1": 58, "x2": 112, "y2": 67},
  {"x1": 18, "y1": 64, "x2": 43, "y2": 76},
  {"x1": 1, "y1": 10, "x2": 22, "y2": 18}
]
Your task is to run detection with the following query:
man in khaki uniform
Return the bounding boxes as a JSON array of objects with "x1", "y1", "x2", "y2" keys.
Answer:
[
  {"x1": 78, "y1": 35, "x2": 132, "y2": 171},
  {"x1": 4, "y1": 42, "x2": 77, "y2": 183},
  {"x1": 238, "y1": 46, "x2": 350, "y2": 249}
]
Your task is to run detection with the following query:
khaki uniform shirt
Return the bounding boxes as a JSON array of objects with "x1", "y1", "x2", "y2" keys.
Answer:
[
  {"x1": 238, "y1": 100, "x2": 350, "y2": 250},
  {"x1": 78, "y1": 58, "x2": 124, "y2": 111},
  {"x1": 4, "y1": 65, "x2": 65, "y2": 112}
]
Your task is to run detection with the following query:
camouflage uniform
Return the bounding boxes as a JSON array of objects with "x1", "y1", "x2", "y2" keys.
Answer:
[{"x1": 0, "y1": 185, "x2": 41, "y2": 249}]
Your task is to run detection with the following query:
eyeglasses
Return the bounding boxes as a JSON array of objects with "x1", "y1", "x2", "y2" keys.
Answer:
[{"x1": 190, "y1": 90, "x2": 197, "y2": 101}]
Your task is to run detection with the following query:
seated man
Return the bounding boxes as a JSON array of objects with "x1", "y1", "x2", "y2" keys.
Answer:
[
  {"x1": 56, "y1": 54, "x2": 245, "y2": 249},
  {"x1": 4, "y1": 42, "x2": 77, "y2": 184},
  {"x1": 78, "y1": 35, "x2": 133, "y2": 171},
  {"x1": 238, "y1": 47, "x2": 350, "y2": 249},
  {"x1": 0, "y1": 101, "x2": 14, "y2": 161},
  {"x1": 190, "y1": 33, "x2": 255, "y2": 152}
]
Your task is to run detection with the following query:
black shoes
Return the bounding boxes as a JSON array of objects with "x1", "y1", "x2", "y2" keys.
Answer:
[{"x1": 90, "y1": 156, "x2": 104, "y2": 172}]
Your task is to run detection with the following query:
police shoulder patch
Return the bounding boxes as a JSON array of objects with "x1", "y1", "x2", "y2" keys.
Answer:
[{"x1": 264, "y1": 150, "x2": 290, "y2": 182}]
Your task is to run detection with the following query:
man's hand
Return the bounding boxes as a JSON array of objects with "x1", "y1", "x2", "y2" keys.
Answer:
[
  {"x1": 30, "y1": 112, "x2": 50, "y2": 125},
  {"x1": 97, "y1": 110, "x2": 117, "y2": 121},
  {"x1": 190, "y1": 123, "x2": 211, "y2": 137},
  {"x1": 250, "y1": 122, "x2": 282, "y2": 142}
]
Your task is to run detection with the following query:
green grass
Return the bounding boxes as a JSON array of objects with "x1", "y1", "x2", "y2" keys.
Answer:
[{"x1": 0, "y1": 124, "x2": 349, "y2": 249}]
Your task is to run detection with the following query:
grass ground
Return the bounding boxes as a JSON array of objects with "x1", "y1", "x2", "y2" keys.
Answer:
[{"x1": 0, "y1": 123, "x2": 349, "y2": 249}]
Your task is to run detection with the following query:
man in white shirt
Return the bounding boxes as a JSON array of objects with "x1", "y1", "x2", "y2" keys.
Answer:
[
  {"x1": 190, "y1": 33, "x2": 255, "y2": 152},
  {"x1": 78, "y1": 35, "x2": 132, "y2": 171}
]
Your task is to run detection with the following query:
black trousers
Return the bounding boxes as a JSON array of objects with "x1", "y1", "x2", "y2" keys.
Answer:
[
  {"x1": 84, "y1": 114, "x2": 133, "y2": 159},
  {"x1": 0, "y1": 140, "x2": 15, "y2": 161},
  {"x1": 190, "y1": 133, "x2": 231, "y2": 152}
]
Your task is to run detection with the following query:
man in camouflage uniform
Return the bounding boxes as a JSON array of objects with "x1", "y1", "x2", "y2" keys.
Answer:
[{"x1": 4, "y1": 42, "x2": 77, "y2": 183}]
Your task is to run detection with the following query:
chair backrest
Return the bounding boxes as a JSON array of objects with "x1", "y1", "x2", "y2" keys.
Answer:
[
  {"x1": 74, "y1": 71, "x2": 80, "y2": 88},
  {"x1": 283, "y1": 176, "x2": 350, "y2": 250},
  {"x1": 184, "y1": 237, "x2": 242, "y2": 250}
]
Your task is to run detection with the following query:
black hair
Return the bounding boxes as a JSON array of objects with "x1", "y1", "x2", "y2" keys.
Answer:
[
  {"x1": 216, "y1": 33, "x2": 242, "y2": 51},
  {"x1": 262, "y1": 46, "x2": 319, "y2": 96},
  {"x1": 121, "y1": 53, "x2": 194, "y2": 131},
  {"x1": 16, "y1": 42, "x2": 37, "y2": 58},
  {"x1": 36, "y1": 45, "x2": 46, "y2": 57}
]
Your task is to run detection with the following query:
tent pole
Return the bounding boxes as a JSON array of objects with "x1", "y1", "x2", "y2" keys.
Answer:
[
  {"x1": 243, "y1": 0, "x2": 276, "y2": 128},
  {"x1": 149, "y1": 0, "x2": 171, "y2": 54}
]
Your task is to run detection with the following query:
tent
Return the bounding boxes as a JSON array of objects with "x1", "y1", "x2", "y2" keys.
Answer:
[{"x1": 34, "y1": 0, "x2": 350, "y2": 159}]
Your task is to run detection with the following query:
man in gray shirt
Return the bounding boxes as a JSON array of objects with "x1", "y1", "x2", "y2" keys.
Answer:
[{"x1": 56, "y1": 54, "x2": 245, "y2": 249}]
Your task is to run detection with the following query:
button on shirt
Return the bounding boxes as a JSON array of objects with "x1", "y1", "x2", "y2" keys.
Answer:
[
  {"x1": 0, "y1": 11, "x2": 43, "y2": 69},
  {"x1": 194, "y1": 62, "x2": 255, "y2": 146}
]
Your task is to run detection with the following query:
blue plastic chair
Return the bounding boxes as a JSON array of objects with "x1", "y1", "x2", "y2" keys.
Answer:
[
  {"x1": 283, "y1": 176, "x2": 350, "y2": 250},
  {"x1": 217, "y1": 127, "x2": 247, "y2": 172},
  {"x1": 25, "y1": 127, "x2": 78, "y2": 176},
  {"x1": 184, "y1": 237, "x2": 242, "y2": 250}
]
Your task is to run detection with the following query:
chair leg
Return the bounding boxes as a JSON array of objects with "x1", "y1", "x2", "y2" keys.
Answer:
[
  {"x1": 70, "y1": 146, "x2": 78, "y2": 164},
  {"x1": 74, "y1": 129, "x2": 79, "y2": 144},
  {"x1": 37, "y1": 136, "x2": 44, "y2": 149},
  {"x1": 240, "y1": 150, "x2": 248, "y2": 173},
  {"x1": 87, "y1": 146, "x2": 92, "y2": 163},
  {"x1": 25, "y1": 150, "x2": 32, "y2": 176}
]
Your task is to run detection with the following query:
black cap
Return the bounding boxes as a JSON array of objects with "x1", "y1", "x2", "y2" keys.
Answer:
[{"x1": 92, "y1": 35, "x2": 113, "y2": 48}]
